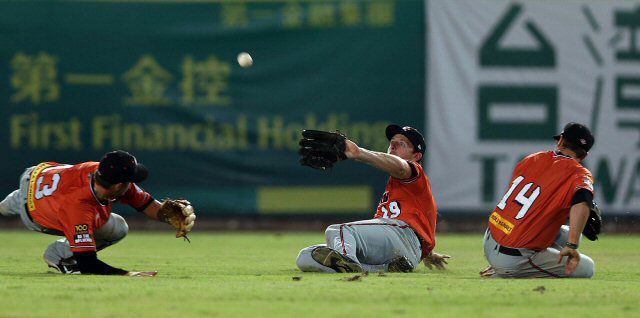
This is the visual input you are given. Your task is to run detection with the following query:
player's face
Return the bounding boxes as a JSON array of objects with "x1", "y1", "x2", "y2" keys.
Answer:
[
  {"x1": 106, "y1": 182, "x2": 130, "y2": 201},
  {"x1": 388, "y1": 134, "x2": 415, "y2": 160}
]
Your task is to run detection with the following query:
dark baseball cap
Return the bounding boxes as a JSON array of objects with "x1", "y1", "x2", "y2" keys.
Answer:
[
  {"x1": 553, "y1": 122, "x2": 595, "y2": 152},
  {"x1": 385, "y1": 124, "x2": 426, "y2": 154},
  {"x1": 97, "y1": 150, "x2": 148, "y2": 185}
]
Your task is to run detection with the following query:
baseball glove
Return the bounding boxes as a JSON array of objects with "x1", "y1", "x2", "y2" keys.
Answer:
[
  {"x1": 158, "y1": 199, "x2": 196, "y2": 240},
  {"x1": 582, "y1": 200, "x2": 602, "y2": 241},
  {"x1": 298, "y1": 130, "x2": 348, "y2": 170}
]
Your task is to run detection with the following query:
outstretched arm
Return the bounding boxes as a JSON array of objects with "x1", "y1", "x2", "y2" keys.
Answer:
[
  {"x1": 142, "y1": 199, "x2": 162, "y2": 221},
  {"x1": 145, "y1": 199, "x2": 196, "y2": 239},
  {"x1": 344, "y1": 140, "x2": 413, "y2": 179}
]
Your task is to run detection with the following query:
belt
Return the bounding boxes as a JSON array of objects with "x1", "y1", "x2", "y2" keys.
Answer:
[
  {"x1": 24, "y1": 203, "x2": 35, "y2": 223},
  {"x1": 485, "y1": 228, "x2": 523, "y2": 256},
  {"x1": 498, "y1": 245, "x2": 522, "y2": 256}
]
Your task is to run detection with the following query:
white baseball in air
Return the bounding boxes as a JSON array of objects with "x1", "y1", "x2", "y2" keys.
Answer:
[{"x1": 237, "y1": 52, "x2": 253, "y2": 68}]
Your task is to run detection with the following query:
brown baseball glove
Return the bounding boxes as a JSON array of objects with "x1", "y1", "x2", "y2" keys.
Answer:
[{"x1": 158, "y1": 199, "x2": 196, "y2": 240}]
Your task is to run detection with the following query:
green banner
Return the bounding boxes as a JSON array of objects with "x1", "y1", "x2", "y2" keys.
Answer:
[{"x1": 0, "y1": 0, "x2": 425, "y2": 214}]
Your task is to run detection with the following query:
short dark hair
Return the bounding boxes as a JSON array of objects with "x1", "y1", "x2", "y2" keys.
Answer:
[{"x1": 562, "y1": 138, "x2": 588, "y2": 159}]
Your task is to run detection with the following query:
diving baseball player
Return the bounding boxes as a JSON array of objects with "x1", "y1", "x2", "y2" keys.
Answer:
[
  {"x1": 482, "y1": 122, "x2": 599, "y2": 278},
  {"x1": 296, "y1": 125, "x2": 449, "y2": 273},
  {"x1": 0, "y1": 150, "x2": 195, "y2": 276}
]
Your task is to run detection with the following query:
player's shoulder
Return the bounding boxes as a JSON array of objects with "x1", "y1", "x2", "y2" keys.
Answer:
[
  {"x1": 72, "y1": 161, "x2": 99, "y2": 171},
  {"x1": 52, "y1": 162, "x2": 98, "y2": 194},
  {"x1": 515, "y1": 151, "x2": 550, "y2": 169},
  {"x1": 394, "y1": 160, "x2": 427, "y2": 185},
  {"x1": 410, "y1": 160, "x2": 425, "y2": 172},
  {"x1": 574, "y1": 163, "x2": 593, "y2": 178},
  {"x1": 523, "y1": 151, "x2": 553, "y2": 161},
  {"x1": 547, "y1": 151, "x2": 593, "y2": 177}
]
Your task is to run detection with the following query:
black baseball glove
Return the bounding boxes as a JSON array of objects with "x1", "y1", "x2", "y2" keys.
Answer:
[
  {"x1": 582, "y1": 200, "x2": 602, "y2": 241},
  {"x1": 298, "y1": 130, "x2": 348, "y2": 170}
]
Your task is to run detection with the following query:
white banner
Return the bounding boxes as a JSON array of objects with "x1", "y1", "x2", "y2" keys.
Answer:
[{"x1": 427, "y1": 0, "x2": 640, "y2": 213}]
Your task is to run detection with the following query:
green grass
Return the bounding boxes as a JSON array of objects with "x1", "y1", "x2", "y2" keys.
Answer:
[{"x1": 0, "y1": 230, "x2": 639, "y2": 318}]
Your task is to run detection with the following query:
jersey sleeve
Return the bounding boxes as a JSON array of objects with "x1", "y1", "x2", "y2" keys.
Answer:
[
  {"x1": 572, "y1": 168, "x2": 595, "y2": 194},
  {"x1": 58, "y1": 198, "x2": 99, "y2": 252},
  {"x1": 392, "y1": 161, "x2": 422, "y2": 184},
  {"x1": 119, "y1": 183, "x2": 153, "y2": 211}
]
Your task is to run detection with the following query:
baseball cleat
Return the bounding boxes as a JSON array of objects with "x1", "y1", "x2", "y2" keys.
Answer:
[
  {"x1": 43, "y1": 256, "x2": 81, "y2": 275},
  {"x1": 387, "y1": 256, "x2": 414, "y2": 273},
  {"x1": 311, "y1": 247, "x2": 363, "y2": 273}
]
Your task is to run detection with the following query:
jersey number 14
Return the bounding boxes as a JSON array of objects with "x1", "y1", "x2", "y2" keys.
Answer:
[{"x1": 496, "y1": 175, "x2": 541, "y2": 220}]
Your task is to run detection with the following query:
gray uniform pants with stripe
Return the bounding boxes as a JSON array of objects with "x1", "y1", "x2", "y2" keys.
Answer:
[
  {"x1": 0, "y1": 166, "x2": 129, "y2": 266},
  {"x1": 483, "y1": 226, "x2": 594, "y2": 278},
  {"x1": 297, "y1": 218, "x2": 422, "y2": 273}
]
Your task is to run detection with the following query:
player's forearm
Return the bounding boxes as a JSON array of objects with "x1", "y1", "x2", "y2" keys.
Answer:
[
  {"x1": 142, "y1": 200, "x2": 162, "y2": 221},
  {"x1": 353, "y1": 148, "x2": 411, "y2": 179},
  {"x1": 568, "y1": 202, "x2": 590, "y2": 245}
]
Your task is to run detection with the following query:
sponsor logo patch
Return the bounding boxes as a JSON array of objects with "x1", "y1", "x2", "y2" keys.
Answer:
[
  {"x1": 74, "y1": 233, "x2": 93, "y2": 244},
  {"x1": 75, "y1": 224, "x2": 89, "y2": 234},
  {"x1": 27, "y1": 163, "x2": 54, "y2": 211},
  {"x1": 490, "y1": 211, "x2": 515, "y2": 235}
]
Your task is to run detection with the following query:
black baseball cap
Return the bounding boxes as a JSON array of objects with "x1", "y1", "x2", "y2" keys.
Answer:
[
  {"x1": 553, "y1": 122, "x2": 595, "y2": 152},
  {"x1": 385, "y1": 124, "x2": 426, "y2": 154},
  {"x1": 96, "y1": 150, "x2": 148, "y2": 185}
]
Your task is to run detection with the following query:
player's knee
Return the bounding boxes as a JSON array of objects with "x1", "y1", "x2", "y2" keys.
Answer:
[
  {"x1": 296, "y1": 246, "x2": 321, "y2": 272},
  {"x1": 296, "y1": 247, "x2": 312, "y2": 272},
  {"x1": 111, "y1": 214, "x2": 129, "y2": 241},
  {"x1": 572, "y1": 254, "x2": 595, "y2": 278},
  {"x1": 324, "y1": 224, "x2": 342, "y2": 237}
]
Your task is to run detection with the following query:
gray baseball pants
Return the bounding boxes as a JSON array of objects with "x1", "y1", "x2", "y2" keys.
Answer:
[
  {"x1": 0, "y1": 166, "x2": 129, "y2": 266},
  {"x1": 483, "y1": 226, "x2": 594, "y2": 278},
  {"x1": 297, "y1": 218, "x2": 422, "y2": 273}
]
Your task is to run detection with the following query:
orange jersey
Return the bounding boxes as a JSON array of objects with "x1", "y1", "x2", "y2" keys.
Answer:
[
  {"x1": 374, "y1": 162, "x2": 437, "y2": 256},
  {"x1": 489, "y1": 151, "x2": 594, "y2": 250},
  {"x1": 26, "y1": 162, "x2": 152, "y2": 252}
]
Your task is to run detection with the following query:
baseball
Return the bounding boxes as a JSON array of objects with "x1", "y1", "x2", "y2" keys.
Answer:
[{"x1": 237, "y1": 52, "x2": 253, "y2": 68}]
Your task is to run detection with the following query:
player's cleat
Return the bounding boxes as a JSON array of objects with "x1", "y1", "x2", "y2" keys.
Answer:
[
  {"x1": 387, "y1": 256, "x2": 414, "y2": 273},
  {"x1": 311, "y1": 247, "x2": 363, "y2": 273},
  {"x1": 43, "y1": 256, "x2": 81, "y2": 274}
]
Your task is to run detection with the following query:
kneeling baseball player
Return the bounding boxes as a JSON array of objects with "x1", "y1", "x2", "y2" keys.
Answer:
[
  {"x1": 296, "y1": 125, "x2": 449, "y2": 273},
  {"x1": 0, "y1": 150, "x2": 196, "y2": 276},
  {"x1": 481, "y1": 123, "x2": 601, "y2": 278}
]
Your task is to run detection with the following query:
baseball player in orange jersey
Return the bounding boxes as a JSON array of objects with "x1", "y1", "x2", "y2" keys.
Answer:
[
  {"x1": 0, "y1": 150, "x2": 195, "y2": 276},
  {"x1": 297, "y1": 125, "x2": 449, "y2": 273},
  {"x1": 482, "y1": 123, "x2": 596, "y2": 278}
]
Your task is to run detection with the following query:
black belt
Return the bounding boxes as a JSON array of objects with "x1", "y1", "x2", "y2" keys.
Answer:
[
  {"x1": 24, "y1": 203, "x2": 35, "y2": 223},
  {"x1": 498, "y1": 245, "x2": 522, "y2": 256},
  {"x1": 486, "y1": 229, "x2": 523, "y2": 256}
]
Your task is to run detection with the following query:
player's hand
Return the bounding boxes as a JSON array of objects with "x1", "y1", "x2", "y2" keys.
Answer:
[
  {"x1": 125, "y1": 271, "x2": 158, "y2": 277},
  {"x1": 423, "y1": 252, "x2": 450, "y2": 270},
  {"x1": 344, "y1": 139, "x2": 361, "y2": 159},
  {"x1": 558, "y1": 246, "x2": 580, "y2": 274},
  {"x1": 479, "y1": 265, "x2": 495, "y2": 277}
]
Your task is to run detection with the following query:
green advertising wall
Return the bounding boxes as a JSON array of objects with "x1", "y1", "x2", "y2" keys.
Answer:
[{"x1": 0, "y1": 0, "x2": 425, "y2": 215}]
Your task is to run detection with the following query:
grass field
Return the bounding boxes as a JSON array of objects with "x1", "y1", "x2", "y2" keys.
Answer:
[{"x1": 0, "y1": 230, "x2": 639, "y2": 318}]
